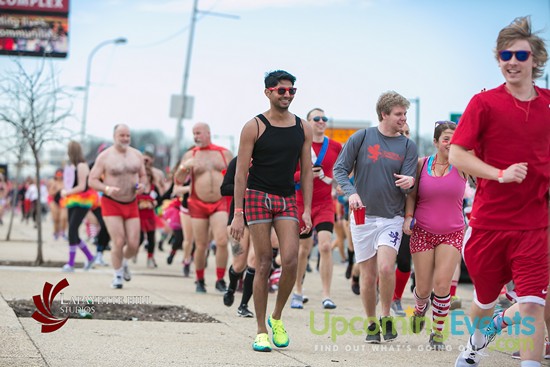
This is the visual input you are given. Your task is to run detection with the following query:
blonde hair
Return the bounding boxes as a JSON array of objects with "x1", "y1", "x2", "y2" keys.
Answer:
[
  {"x1": 495, "y1": 16, "x2": 548, "y2": 79},
  {"x1": 376, "y1": 91, "x2": 410, "y2": 122}
]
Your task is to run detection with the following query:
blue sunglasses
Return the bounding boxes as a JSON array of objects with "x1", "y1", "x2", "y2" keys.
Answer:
[{"x1": 499, "y1": 50, "x2": 531, "y2": 62}]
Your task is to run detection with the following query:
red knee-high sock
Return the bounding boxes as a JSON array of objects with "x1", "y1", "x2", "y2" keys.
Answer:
[
  {"x1": 393, "y1": 269, "x2": 411, "y2": 301},
  {"x1": 450, "y1": 280, "x2": 458, "y2": 297},
  {"x1": 432, "y1": 293, "x2": 451, "y2": 335},
  {"x1": 216, "y1": 267, "x2": 226, "y2": 281},
  {"x1": 196, "y1": 269, "x2": 205, "y2": 281}
]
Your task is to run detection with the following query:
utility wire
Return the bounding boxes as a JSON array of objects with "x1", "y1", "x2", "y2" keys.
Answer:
[{"x1": 131, "y1": 0, "x2": 223, "y2": 49}]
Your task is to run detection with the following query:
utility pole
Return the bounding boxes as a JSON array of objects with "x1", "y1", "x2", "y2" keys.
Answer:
[
  {"x1": 408, "y1": 97, "x2": 420, "y2": 147},
  {"x1": 170, "y1": 0, "x2": 239, "y2": 167}
]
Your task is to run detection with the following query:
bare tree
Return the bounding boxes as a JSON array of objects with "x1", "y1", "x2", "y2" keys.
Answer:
[
  {"x1": 0, "y1": 60, "x2": 72, "y2": 265},
  {"x1": 0, "y1": 135, "x2": 27, "y2": 241}
]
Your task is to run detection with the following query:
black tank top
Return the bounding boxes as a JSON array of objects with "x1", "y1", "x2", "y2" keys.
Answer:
[
  {"x1": 73, "y1": 163, "x2": 89, "y2": 191},
  {"x1": 247, "y1": 114, "x2": 304, "y2": 197}
]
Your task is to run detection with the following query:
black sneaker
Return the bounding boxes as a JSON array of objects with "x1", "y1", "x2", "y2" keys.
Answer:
[
  {"x1": 365, "y1": 322, "x2": 381, "y2": 343},
  {"x1": 223, "y1": 289, "x2": 235, "y2": 307},
  {"x1": 380, "y1": 316, "x2": 398, "y2": 341},
  {"x1": 351, "y1": 278, "x2": 360, "y2": 295},
  {"x1": 183, "y1": 263, "x2": 190, "y2": 277},
  {"x1": 167, "y1": 253, "x2": 174, "y2": 265},
  {"x1": 215, "y1": 279, "x2": 227, "y2": 293},
  {"x1": 195, "y1": 279, "x2": 206, "y2": 293},
  {"x1": 345, "y1": 263, "x2": 353, "y2": 279},
  {"x1": 237, "y1": 304, "x2": 254, "y2": 318}
]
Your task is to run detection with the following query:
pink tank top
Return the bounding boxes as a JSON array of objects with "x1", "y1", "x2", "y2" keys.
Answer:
[{"x1": 414, "y1": 157, "x2": 466, "y2": 235}]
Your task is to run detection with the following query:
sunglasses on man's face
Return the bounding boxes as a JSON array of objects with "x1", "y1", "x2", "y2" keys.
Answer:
[
  {"x1": 312, "y1": 116, "x2": 328, "y2": 123},
  {"x1": 499, "y1": 50, "x2": 532, "y2": 62},
  {"x1": 268, "y1": 87, "x2": 297, "y2": 95}
]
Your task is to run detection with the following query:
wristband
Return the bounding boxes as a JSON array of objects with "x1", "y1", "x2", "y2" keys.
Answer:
[
  {"x1": 405, "y1": 213, "x2": 414, "y2": 219},
  {"x1": 497, "y1": 170, "x2": 504, "y2": 184}
]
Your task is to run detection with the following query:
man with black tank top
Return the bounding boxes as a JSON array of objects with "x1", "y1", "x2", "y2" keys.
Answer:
[{"x1": 230, "y1": 70, "x2": 313, "y2": 352}]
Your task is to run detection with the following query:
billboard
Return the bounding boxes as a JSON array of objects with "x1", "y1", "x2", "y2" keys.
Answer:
[
  {"x1": 0, "y1": 0, "x2": 69, "y2": 13},
  {"x1": 0, "y1": 0, "x2": 69, "y2": 58}
]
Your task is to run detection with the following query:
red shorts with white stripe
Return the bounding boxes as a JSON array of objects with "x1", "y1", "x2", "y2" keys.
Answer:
[{"x1": 464, "y1": 228, "x2": 549, "y2": 306}]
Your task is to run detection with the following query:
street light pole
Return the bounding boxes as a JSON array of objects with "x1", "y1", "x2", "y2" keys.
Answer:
[
  {"x1": 169, "y1": 1, "x2": 239, "y2": 167},
  {"x1": 80, "y1": 37, "x2": 128, "y2": 143}
]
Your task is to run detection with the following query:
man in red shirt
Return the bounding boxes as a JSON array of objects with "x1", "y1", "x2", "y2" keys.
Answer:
[
  {"x1": 291, "y1": 108, "x2": 342, "y2": 310},
  {"x1": 450, "y1": 16, "x2": 550, "y2": 367}
]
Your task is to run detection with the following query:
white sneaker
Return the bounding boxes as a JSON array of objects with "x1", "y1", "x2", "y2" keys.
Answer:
[
  {"x1": 111, "y1": 275, "x2": 123, "y2": 289},
  {"x1": 147, "y1": 257, "x2": 157, "y2": 268},
  {"x1": 83, "y1": 259, "x2": 94, "y2": 271},
  {"x1": 455, "y1": 337, "x2": 488, "y2": 367},
  {"x1": 62, "y1": 264, "x2": 74, "y2": 273},
  {"x1": 123, "y1": 264, "x2": 132, "y2": 281},
  {"x1": 94, "y1": 255, "x2": 108, "y2": 267},
  {"x1": 390, "y1": 299, "x2": 406, "y2": 317}
]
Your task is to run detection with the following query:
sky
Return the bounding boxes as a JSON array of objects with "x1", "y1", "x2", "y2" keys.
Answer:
[{"x1": 1, "y1": 0, "x2": 549, "y2": 158}]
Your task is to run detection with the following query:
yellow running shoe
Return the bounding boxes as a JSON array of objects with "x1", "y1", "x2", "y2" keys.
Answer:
[
  {"x1": 268, "y1": 315, "x2": 289, "y2": 348},
  {"x1": 252, "y1": 333, "x2": 272, "y2": 352}
]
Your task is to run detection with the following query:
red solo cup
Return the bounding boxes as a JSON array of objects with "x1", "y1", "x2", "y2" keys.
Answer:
[{"x1": 353, "y1": 206, "x2": 366, "y2": 225}]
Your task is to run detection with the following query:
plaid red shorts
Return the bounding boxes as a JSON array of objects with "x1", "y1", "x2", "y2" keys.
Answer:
[{"x1": 245, "y1": 189, "x2": 298, "y2": 225}]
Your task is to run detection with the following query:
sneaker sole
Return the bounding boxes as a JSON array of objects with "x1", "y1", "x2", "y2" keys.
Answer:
[
  {"x1": 237, "y1": 312, "x2": 254, "y2": 318},
  {"x1": 390, "y1": 310, "x2": 406, "y2": 317},
  {"x1": 383, "y1": 335, "x2": 398, "y2": 342},
  {"x1": 252, "y1": 345, "x2": 272, "y2": 352},
  {"x1": 111, "y1": 284, "x2": 123, "y2": 289}
]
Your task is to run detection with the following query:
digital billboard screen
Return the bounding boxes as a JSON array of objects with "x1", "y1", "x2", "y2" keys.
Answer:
[{"x1": 0, "y1": 12, "x2": 68, "y2": 58}]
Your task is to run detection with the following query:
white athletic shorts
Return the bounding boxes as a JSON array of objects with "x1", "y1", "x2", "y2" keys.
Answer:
[{"x1": 350, "y1": 215, "x2": 404, "y2": 263}]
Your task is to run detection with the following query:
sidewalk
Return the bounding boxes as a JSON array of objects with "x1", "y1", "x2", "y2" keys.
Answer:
[{"x1": 0, "y1": 216, "x2": 547, "y2": 366}]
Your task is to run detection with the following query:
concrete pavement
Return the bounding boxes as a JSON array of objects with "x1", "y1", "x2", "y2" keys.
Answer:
[{"x1": 0, "y1": 216, "x2": 547, "y2": 366}]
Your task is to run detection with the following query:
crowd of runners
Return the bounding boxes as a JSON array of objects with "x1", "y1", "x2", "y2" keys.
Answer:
[{"x1": 0, "y1": 15, "x2": 548, "y2": 367}]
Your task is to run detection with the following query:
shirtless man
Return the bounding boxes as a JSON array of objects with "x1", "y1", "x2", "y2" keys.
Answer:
[
  {"x1": 89, "y1": 124, "x2": 146, "y2": 289},
  {"x1": 174, "y1": 122, "x2": 233, "y2": 293}
]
